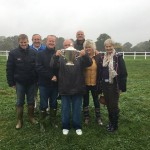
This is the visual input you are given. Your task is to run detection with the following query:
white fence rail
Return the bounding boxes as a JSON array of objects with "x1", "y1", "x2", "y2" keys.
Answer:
[
  {"x1": 0, "y1": 50, "x2": 9, "y2": 60},
  {"x1": 0, "y1": 50, "x2": 150, "y2": 60},
  {"x1": 121, "y1": 51, "x2": 150, "y2": 60}
]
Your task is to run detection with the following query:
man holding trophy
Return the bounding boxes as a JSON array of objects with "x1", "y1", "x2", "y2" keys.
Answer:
[{"x1": 50, "y1": 39, "x2": 92, "y2": 135}]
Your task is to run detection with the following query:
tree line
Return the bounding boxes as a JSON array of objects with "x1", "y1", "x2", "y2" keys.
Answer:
[{"x1": 0, "y1": 34, "x2": 150, "y2": 52}]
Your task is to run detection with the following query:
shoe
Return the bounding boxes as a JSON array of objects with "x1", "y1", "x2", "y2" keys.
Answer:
[
  {"x1": 106, "y1": 123, "x2": 112, "y2": 129},
  {"x1": 97, "y1": 118, "x2": 103, "y2": 126},
  {"x1": 107, "y1": 126, "x2": 118, "y2": 132},
  {"x1": 76, "y1": 129, "x2": 82, "y2": 135},
  {"x1": 62, "y1": 129, "x2": 69, "y2": 135}
]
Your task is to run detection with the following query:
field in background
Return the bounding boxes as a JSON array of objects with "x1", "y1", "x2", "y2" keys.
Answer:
[{"x1": 0, "y1": 57, "x2": 150, "y2": 150}]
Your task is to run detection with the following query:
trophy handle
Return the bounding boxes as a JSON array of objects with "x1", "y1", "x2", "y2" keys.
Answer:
[
  {"x1": 75, "y1": 50, "x2": 81, "y2": 59},
  {"x1": 60, "y1": 49, "x2": 65, "y2": 57}
]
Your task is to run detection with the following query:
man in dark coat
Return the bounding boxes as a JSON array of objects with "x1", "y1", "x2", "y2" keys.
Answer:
[
  {"x1": 6, "y1": 34, "x2": 38, "y2": 129},
  {"x1": 74, "y1": 30, "x2": 85, "y2": 51},
  {"x1": 51, "y1": 39, "x2": 92, "y2": 135},
  {"x1": 36, "y1": 35, "x2": 58, "y2": 132}
]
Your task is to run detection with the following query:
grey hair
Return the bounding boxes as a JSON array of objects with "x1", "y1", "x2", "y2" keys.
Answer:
[{"x1": 104, "y1": 39, "x2": 115, "y2": 46}]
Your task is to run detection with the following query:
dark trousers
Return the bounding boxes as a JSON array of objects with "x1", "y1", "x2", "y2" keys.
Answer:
[
  {"x1": 39, "y1": 86, "x2": 58, "y2": 111},
  {"x1": 83, "y1": 85, "x2": 100, "y2": 109},
  {"x1": 16, "y1": 82, "x2": 36, "y2": 106},
  {"x1": 102, "y1": 80, "x2": 119, "y2": 113},
  {"x1": 102, "y1": 80, "x2": 119, "y2": 128}
]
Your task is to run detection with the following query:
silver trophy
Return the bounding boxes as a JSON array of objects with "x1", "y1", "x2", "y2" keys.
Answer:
[{"x1": 61, "y1": 46, "x2": 80, "y2": 65}]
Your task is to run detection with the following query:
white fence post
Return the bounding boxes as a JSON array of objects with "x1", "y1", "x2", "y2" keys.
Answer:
[
  {"x1": 6, "y1": 50, "x2": 9, "y2": 60},
  {"x1": 145, "y1": 52, "x2": 147, "y2": 60},
  {"x1": 123, "y1": 51, "x2": 124, "y2": 59},
  {"x1": 134, "y1": 52, "x2": 136, "y2": 60}
]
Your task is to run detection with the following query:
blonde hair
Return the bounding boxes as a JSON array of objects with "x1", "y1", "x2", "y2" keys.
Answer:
[{"x1": 83, "y1": 39, "x2": 96, "y2": 50}]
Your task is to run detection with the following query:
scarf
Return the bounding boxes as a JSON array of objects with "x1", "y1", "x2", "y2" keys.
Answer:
[{"x1": 102, "y1": 49, "x2": 117, "y2": 84}]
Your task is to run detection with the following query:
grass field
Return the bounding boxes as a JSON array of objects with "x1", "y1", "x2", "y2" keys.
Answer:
[{"x1": 0, "y1": 56, "x2": 150, "y2": 150}]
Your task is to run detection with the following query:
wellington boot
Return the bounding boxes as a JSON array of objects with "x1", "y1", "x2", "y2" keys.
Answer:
[
  {"x1": 83, "y1": 106, "x2": 90, "y2": 124},
  {"x1": 40, "y1": 111, "x2": 47, "y2": 132},
  {"x1": 95, "y1": 108, "x2": 103, "y2": 126},
  {"x1": 50, "y1": 109, "x2": 58, "y2": 128},
  {"x1": 28, "y1": 105, "x2": 38, "y2": 124},
  {"x1": 16, "y1": 106, "x2": 23, "y2": 129}
]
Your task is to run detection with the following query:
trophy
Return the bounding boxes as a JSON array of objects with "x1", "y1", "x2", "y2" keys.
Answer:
[{"x1": 61, "y1": 45, "x2": 80, "y2": 65}]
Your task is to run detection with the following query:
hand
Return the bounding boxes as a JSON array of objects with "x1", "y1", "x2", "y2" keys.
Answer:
[
  {"x1": 95, "y1": 50, "x2": 100, "y2": 55},
  {"x1": 79, "y1": 49, "x2": 86, "y2": 57},
  {"x1": 51, "y1": 75, "x2": 57, "y2": 82},
  {"x1": 56, "y1": 50, "x2": 62, "y2": 56}
]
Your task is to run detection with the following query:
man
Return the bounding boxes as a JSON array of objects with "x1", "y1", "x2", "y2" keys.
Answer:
[
  {"x1": 6, "y1": 34, "x2": 38, "y2": 129},
  {"x1": 74, "y1": 30, "x2": 85, "y2": 51},
  {"x1": 36, "y1": 35, "x2": 58, "y2": 132},
  {"x1": 30, "y1": 34, "x2": 46, "y2": 51},
  {"x1": 51, "y1": 39, "x2": 92, "y2": 135},
  {"x1": 30, "y1": 34, "x2": 46, "y2": 112},
  {"x1": 74, "y1": 30, "x2": 100, "y2": 54}
]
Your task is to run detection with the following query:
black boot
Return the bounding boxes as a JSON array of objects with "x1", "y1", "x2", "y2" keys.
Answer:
[
  {"x1": 83, "y1": 107, "x2": 90, "y2": 125},
  {"x1": 107, "y1": 111, "x2": 119, "y2": 132},
  {"x1": 95, "y1": 108, "x2": 103, "y2": 126},
  {"x1": 40, "y1": 111, "x2": 47, "y2": 132},
  {"x1": 50, "y1": 109, "x2": 58, "y2": 128},
  {"x1": 106, "y1": 113, "x2": 112, "y2": 130},
  {"x1": 16, "y1": 106, "x2": 23, "y2": 129}
]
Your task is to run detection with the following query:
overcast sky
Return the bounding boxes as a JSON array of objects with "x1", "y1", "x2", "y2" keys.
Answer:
[{"x1": 0, "y1": 0, "x2": 150, "y2": 46}]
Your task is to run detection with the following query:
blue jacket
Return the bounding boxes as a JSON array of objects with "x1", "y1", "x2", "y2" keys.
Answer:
[{"x1": 30, "y1": 44, "x2": 46, "y2": 52}]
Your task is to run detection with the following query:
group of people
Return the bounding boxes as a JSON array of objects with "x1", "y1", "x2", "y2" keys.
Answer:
[{"x1": 6, "y1": 30, "x2": 127, "y2": 135}]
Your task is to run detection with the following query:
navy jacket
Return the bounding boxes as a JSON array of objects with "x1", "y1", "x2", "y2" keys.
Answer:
[
  {"x1": 6, "y1": 46, "x2": 37, "y2": 86},
  {"x1": 36, "y1": 47, "x2": 57, "y2": 87}
]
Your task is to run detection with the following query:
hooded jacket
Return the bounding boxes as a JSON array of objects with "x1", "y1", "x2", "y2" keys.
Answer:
[{"x1": 51, "y1": 53, "x2": 92, "y2": 95}]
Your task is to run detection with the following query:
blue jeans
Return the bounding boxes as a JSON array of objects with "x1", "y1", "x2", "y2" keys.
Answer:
[
  {"x1": 39, "y1": 86, "x2": 58, "y2": 111},
  {"x1": 61, "y1": 95, "x2": 82, "y2": 130},
  {"x1": 16, "y1": 82, "x2": 35, "y2": 106},
  {"x1": 83, "y1": 85, "x2": 100, "y2": 109}
]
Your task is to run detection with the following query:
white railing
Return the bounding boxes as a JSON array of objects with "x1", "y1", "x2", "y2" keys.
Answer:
[
  {"x1": 120, "y1": 51, "x2": 150, "y2": 60},
  {"x1": 0, "y1": 50, "x2": 150, "y2": 60},
  {"x1": 0, "y1": 50, "x2": 9, "y2": 59}
]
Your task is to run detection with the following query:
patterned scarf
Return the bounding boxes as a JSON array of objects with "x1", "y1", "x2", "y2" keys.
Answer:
[{"x1": 103, "y1": 49, "x2": 117, "y2": 84}]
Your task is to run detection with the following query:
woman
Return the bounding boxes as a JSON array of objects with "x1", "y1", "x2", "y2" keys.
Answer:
[
  {"x1": 100, "y1": 39, "x2": 127, "y2": 132},
  {"x1": 83, "y1": 39, "x2": 103, "y2": 125}
]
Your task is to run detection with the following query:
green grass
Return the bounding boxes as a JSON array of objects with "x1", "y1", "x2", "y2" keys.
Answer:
[{"x1": 0, "y1": 56, "x2": 150, "y2": 150}]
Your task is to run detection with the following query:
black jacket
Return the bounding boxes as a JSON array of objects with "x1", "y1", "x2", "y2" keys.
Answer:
[
  {"x1": 6, "y1": 46, "x2": 37, "y2": 86},
  {"x1": 51, "y1": 53, "x2": 92, "y2": 95},
  {"x1": 91, "y1": 53, "x2": 103, "y2": 94},
  {"x1": 36, "y1": 47, "x2": 57, "y2": 87},
  {"x1": 100, "y1": 53, "x2": 128, "y2": 92},
  {"x1": 74, "y1": 39, "x2": 85, "y2": 51}
]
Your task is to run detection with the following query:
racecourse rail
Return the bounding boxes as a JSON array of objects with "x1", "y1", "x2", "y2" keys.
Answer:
[{"x1": 0, "y1": 50, "x2": 150, "y2": 60}]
